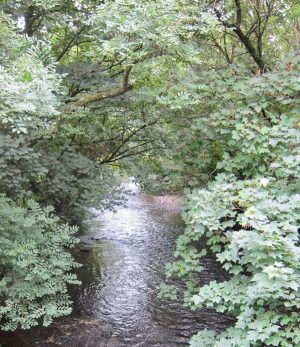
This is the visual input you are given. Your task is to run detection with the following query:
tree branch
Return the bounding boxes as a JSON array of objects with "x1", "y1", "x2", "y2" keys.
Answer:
[
  {"x1": 56, "y1": 26, "x2": 87, "y2": 61},
  {"x1": 64, "y1": 66, "x2": 133, "y2": 114},
  {"x1": 213, "y1": 0, "x2": 268, "y2": 73},
  {"x1": 212, "y1": 34, "x2": 232, "y2": 64},
  {"x1": 99, "y1": 120, "x2": 157, "y2": 164},
  {"x1": 100, "y1": 145, "x2": 159, "y2": 164},
  {"x1": 235, "y1": 0, "x2": 242, "y2": 27}
]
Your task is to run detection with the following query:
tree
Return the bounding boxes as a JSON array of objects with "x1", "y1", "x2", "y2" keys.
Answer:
[
  {"x1": 0, "y1": 0, "x2": 299, "y2": 342},
  {"x1": 0, "y1": 17, "x2": 82, "y2": 330},
  {"x1": 163, "y1": 39, "x2": 300, "y2": 347}
]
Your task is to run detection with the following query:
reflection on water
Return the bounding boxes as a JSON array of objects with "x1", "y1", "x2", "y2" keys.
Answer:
[{"x1": 0, "y1": 182, "x2": 232, "y2": 347}]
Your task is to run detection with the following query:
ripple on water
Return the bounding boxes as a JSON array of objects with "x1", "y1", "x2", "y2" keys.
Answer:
[{"x1": 0, "y1": 182, "x2": 233, "y2": 347}]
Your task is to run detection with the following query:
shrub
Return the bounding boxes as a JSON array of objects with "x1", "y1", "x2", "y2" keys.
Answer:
[{"x1": 0, "y1": 197, "x2": 80, "y2": 331}]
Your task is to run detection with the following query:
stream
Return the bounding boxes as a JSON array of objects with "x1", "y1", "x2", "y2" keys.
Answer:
[{"x1": 0, "y1": 182, "x2": 232, "y2": 347}]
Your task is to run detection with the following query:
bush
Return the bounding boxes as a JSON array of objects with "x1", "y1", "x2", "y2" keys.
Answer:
[
  {"x1": 166, "y1": 58, "x2": 300, "y2": 346},
  {"x1": 0, "y1": 197, "x2": 80, "y2": 331}
]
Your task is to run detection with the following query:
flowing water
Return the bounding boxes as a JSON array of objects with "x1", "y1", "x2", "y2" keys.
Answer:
[{"x1": 0, "y1": 182, "x2": 232, "y2": 347}]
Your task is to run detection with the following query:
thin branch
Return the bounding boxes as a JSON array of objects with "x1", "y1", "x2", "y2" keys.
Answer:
[
  {"x1": 56, "y1": 26, "x2": 87, "y2": 61},
  {"x1": 211, "y1": 34, "x2": 232, "y2": 64},
  {"x1": 100, "y1": 146, "x2": 160, "y2": 165},
  {"x1": 99, "y1": 120, "x2": 157, "y2": 164}
]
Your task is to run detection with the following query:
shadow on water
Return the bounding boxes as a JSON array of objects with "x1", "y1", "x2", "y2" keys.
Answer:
[{"x1": 0, "y1": 182, "x2": 233, "y2": 347}]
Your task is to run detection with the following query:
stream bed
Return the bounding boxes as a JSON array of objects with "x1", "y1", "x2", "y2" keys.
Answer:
[{"x1": 0, "y1": 182, "x2": 232, "y2": 347}]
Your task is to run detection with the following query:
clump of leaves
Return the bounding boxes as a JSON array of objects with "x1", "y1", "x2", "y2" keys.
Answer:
[
  {"x1": 166, "y1": 57, "x2": 300, "y2": 346},
  {"x1": 0, "y1": 197, "x2": 80, "y2": 331},
  {"x1": 0, "y1": 18, "x2": 83, "y2": 331}
]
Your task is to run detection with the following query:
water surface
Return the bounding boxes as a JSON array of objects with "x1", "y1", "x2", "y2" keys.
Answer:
[{"x1": 0, "y1": 182, "x2": 232, "y2": 347}]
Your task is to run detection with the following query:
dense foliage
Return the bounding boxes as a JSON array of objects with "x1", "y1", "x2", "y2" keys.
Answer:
[
  {"x1": 167, "y1": 62, "x2": 300, "y2": 346},
  {"x1": 161, "y1": 2, "x2": 300, "y2": 346},
  {"x1": 0, "y1": 197, "x2": 79, "y2": 331},
  {"x1": 0, "y1": 1, "x2": 299, "y2": 345},
  {"x1": 0, "y1": 18, "x2": 80, "y2": 329}
]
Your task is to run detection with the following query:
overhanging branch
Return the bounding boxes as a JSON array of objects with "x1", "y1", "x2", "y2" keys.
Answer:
[{"x1": 64, "y1": 66, "x2": 133, "y2": 114}]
